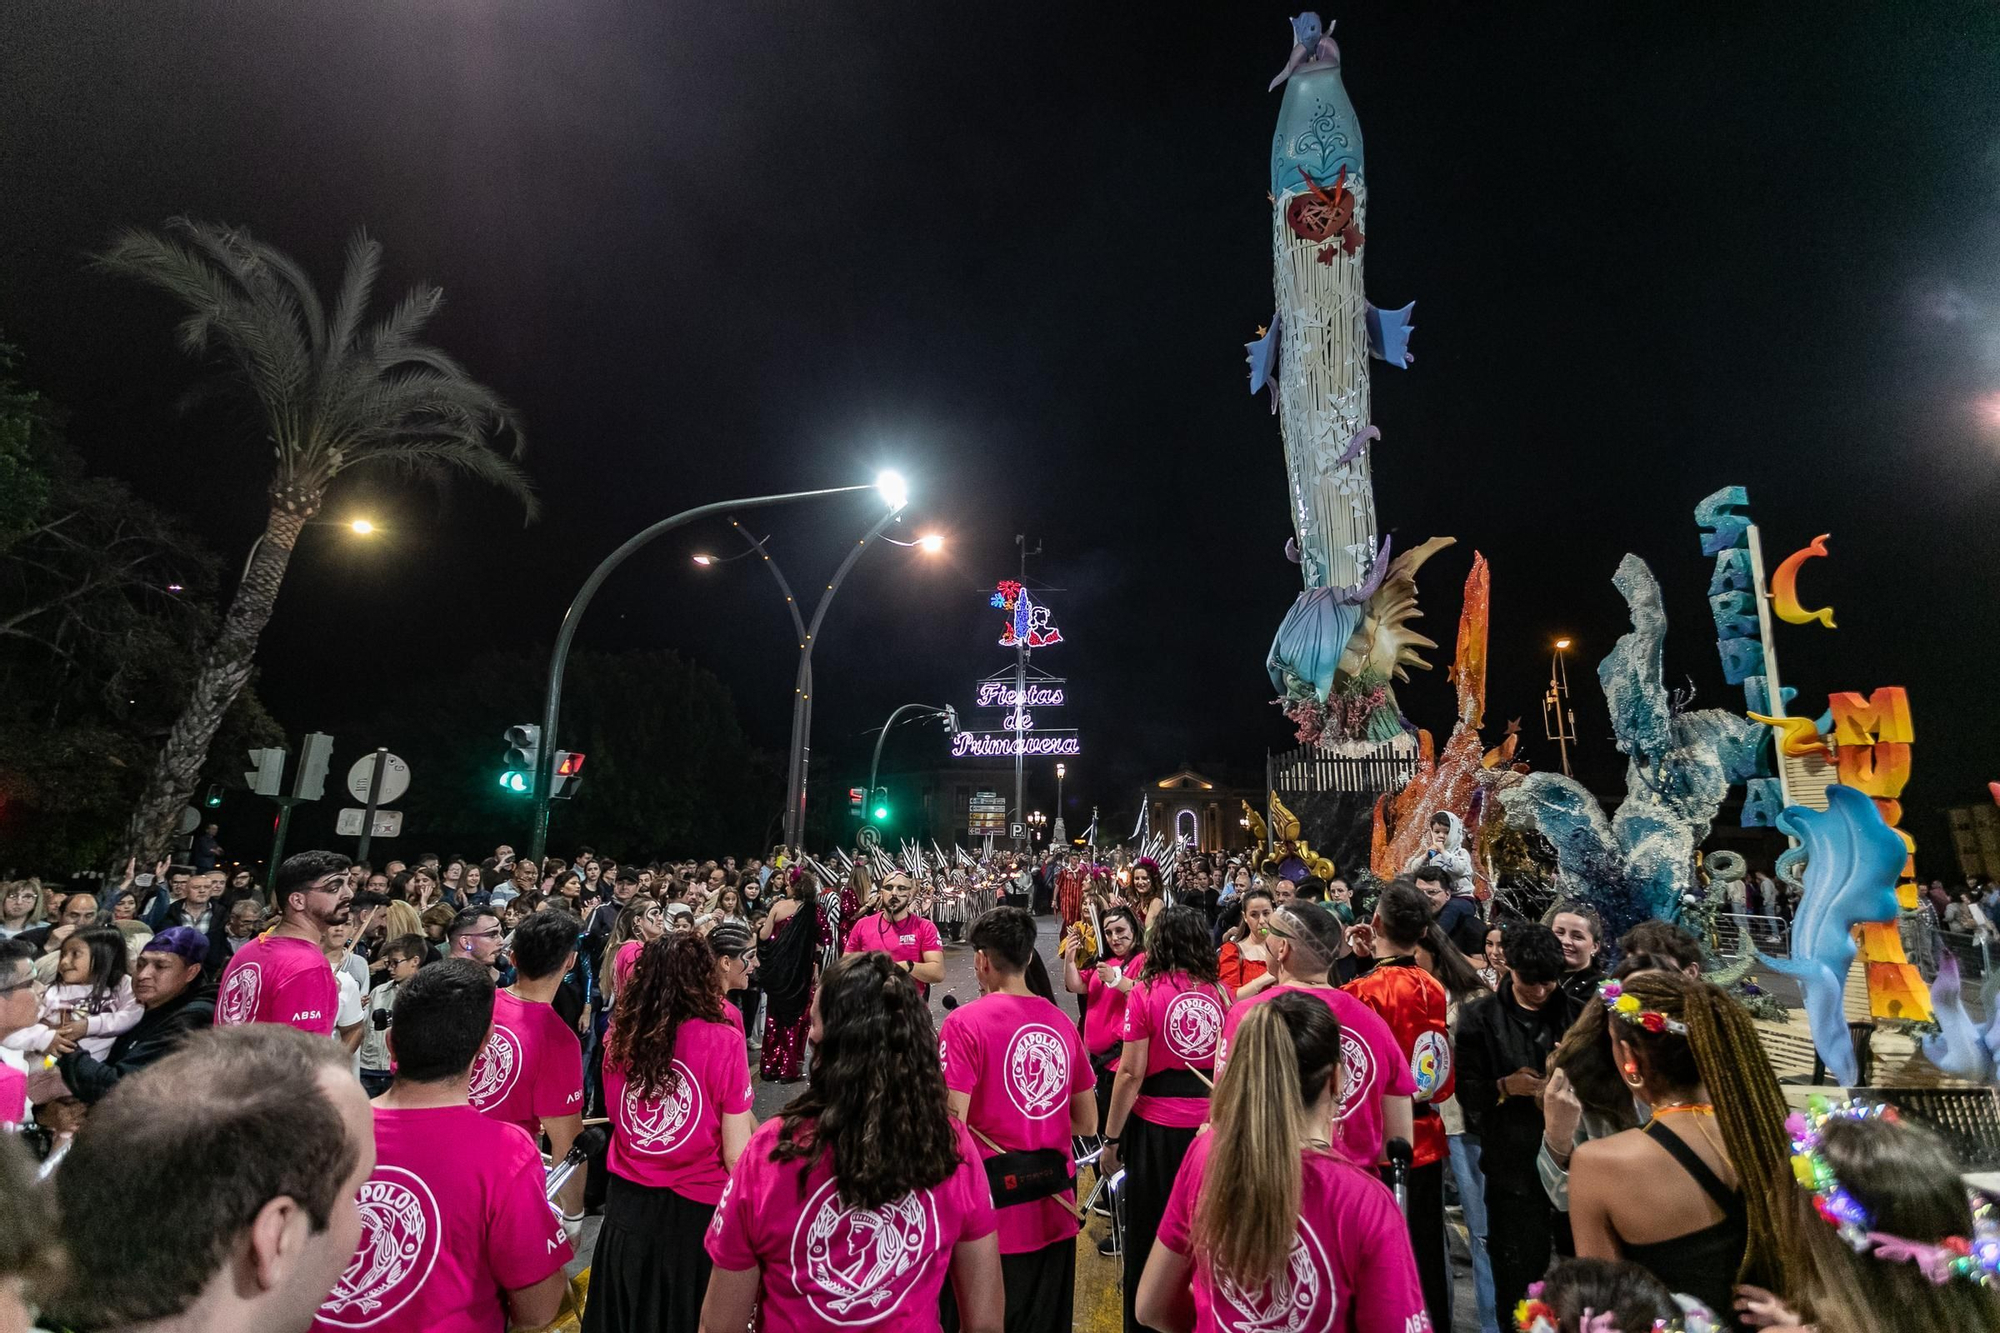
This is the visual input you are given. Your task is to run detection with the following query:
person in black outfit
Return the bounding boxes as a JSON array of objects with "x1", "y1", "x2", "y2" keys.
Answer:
[
  {"x1": 54, "y1": 927, "x2": 217, "y2": 1103},
  {"x1": 1416, "y1": 864, "x2": 1486, "y2": 958},
  {"x1": 1454, "y1": 921, "x2": 1571, "y2": 1315},
  {"x1": 1547, "y1": 901, "x2": 1605, "y2": 1026}
]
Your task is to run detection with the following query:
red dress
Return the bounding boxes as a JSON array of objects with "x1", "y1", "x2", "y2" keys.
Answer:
[{"x1": 1216, "y1": 941, "x2": 1269, "y2": 993}]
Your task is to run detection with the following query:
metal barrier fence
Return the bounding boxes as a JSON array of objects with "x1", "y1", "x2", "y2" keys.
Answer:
[
  {"x1": 1711, "y1": 912, "x2": 1791, "y2": 958},
  {"x1": 1268, "y1": 743, "x2": 1416, "y2": 796}
]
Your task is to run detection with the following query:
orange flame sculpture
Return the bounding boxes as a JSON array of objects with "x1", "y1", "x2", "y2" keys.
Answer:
[{"x1": 1371, "y1": 553, "x2": 1494, "y2": 890}]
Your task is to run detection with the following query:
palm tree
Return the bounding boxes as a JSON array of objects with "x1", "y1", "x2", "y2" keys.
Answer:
[{"x1": 97, "y1": 217, "x2": 537, "y2": 864}]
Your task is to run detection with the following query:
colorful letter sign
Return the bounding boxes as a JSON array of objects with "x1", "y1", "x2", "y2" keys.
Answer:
[{"x1": 1694, "y1": 486, "x2": 1781, "y2": 827}]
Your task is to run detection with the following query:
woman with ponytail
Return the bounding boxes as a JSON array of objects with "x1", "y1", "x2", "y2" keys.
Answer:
[
  {"x1": 703, "y1": 951, "x2": 1004, "y2": 1333},
  {"x1": 1567, "y1": 970, "x2": 1793, "y2": 1322},
  {"x1": 1134, "y1": 992, "x2": 1426, "y2": 1333},
  {"x1": 1100, "y1": 907, "x2": 1230, "y2": 1332},
  {"x1": 586, "y1": 930, "x2": 756, "y2": 1333}
]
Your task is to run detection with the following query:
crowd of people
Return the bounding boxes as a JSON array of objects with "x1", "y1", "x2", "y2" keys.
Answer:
[{"x1": 0, "y1": 820, "x2": 1996, "y2": 1333}]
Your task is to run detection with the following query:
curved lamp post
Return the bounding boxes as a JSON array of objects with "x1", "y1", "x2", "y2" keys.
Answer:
[{"x1": 528, "y1": 474, "x2": 906, "y2": 861}]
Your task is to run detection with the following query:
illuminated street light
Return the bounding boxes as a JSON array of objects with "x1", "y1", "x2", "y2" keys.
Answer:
[
  {"x1": 918, "y1": 532, "x2": 944, "y2": 554},
  {"x1": 876, "y1": 470, "x2": 909, "y2": 511},
  {"x1": 350, "y1": 518, "x2": 375, "y2": 535},
  {"x1": 691, "y1": 554, "x2": 714, "y2": 566},
  {"x1": 1554, "y1": 637, "x2": 1571, "y2": 650}
]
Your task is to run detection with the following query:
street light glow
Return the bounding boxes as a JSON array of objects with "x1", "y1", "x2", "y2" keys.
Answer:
[
  {"x1": 876, "y1": 470, "x2": 909, "y2": 511},
  {"x1": 691, "y1": 554, "x2": 714, "y2": 566},
  {"x1": 349, "y1": 518, "x2": 375, "y2": 535},
  {"x1": 1555, "y1": 637, "x2": 1572, "y2": 650},
  {"x1": 918, "y1": 533, "x2": 944, "y2": 554}
]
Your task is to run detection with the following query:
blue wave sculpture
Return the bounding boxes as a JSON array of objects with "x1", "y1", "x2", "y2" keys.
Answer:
[
  {"x1": 1753, "y1": 785, "x2": 1907, "y2": 1087},
  {"x1": 1921, "y1": 953, "x2": 2000, "y2": 1084},
  {"x1": 1498, "y1": 555, "x2": 1763, "y2": 940}
]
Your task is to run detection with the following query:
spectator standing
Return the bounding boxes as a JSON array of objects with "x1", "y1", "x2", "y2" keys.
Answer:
[
  {"x1": 1418, "y1": 863, "x2": 1485, "y2": 958},
  {"x1": 357, "y1": 935, "x2": 426, "y2": 1098},
  {"x1": 53, "y1": 926, "x2": 218, "y2": 1103},
  {"x1": 215, "y1": 850, "x2": 352, "y2": 1037},
  {"x1": 46, "y1": 1025, "x2": 376, "y2": 1333},
  {"x1": 1455, "y1": 921, "x2": 1572, "y2": 1315},
  {"x1": 1546, "y1": 901, "x2": 1606, "y2": 1026},
  {"x1": 312, "y1": 961, "x2": 571, "y2": 1333},
  {"x1": 939, "y1": 906, "x2": 1097, "y2": 1332}
]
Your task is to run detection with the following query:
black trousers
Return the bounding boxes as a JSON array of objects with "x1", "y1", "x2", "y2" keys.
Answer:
[
  {"x1": 941, "y1": 1234, "x2": 1074, "y2": 1333},
  {"x1": 1122, "y1": 1114, "x2": 1199, "y2": 1333},
  {"x1": 581, "y1": 1173, "x2": 715, "y2": 1333},
  {"x1": 1485, "y1": 1185, "x2": 1555, "y2": 1318},
  {"x1": 1382, "y1": 1156, "x2": 1450, "y2": 1331}
]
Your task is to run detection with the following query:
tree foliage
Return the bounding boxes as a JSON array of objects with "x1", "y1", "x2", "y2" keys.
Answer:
[
  {"x1": 0, "y1": 347, "x2": 282, "y2": 874},
  {"x1": 368, "y1": 651, "x2": 775, "y2": 860}
]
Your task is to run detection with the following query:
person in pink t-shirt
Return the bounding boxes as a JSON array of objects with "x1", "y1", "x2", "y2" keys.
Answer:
[
  {"x1": 314, "y1": 960, "x2": 573, "y2": 1333},
  {"x1": 937, "y1": 906, "x2": 1097, "y2": 1333},
  {"x1": 704, "y1": 951, "x2": 1004, "y2": 1333},
  {"x1": 1101, "y1": 907, "x2": 1231, "y2": 1333},
  {"x1": 1059, "y1": 903, "x2": 1142, "y2": 1131},
  {"x1": 588, "y1": 929, "x2": 757, "y2": 1333},
  {"x1": 466, "y1": 909, "x2": 587, "y2": 1223},
  {"x1": 1136, "y1": 993, "x2": 1430, "y2": 1333},
  {"x1": 215, "y1": 850, "x2": 353, "y2": 1037},
  {"x1": 1216, "y1": 902, "x2": 1415, "y2": 1170},
  {"x1": 842, "y1": 871, "x2": 945, "y2": 997}
]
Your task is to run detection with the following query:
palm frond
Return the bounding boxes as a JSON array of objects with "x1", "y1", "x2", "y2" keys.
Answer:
[
  {"x1": 346, "y1": 437, "x2": 540, "y2": 523},
  {"x1": 325, "y1": 229, "x2": 381, "y2": 362}
]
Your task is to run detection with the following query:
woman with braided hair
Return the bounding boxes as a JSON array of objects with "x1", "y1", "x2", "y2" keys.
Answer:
[{"x1": 1567, "y1": 969, "x2": 1794, "y2": 1323}]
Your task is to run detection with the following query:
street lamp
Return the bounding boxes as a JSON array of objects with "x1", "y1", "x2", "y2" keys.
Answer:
[
  {"x1": 1544, "y1": 635, "x2": 1578, "y2": 779},
  {"x1": 349, "y1": 518, "x2": 375, "y2": 535},
  {"x1": 526, "y1": 478, "x2": 900, "y2": 862},
  {"x1": 690, "y1": 484, "x2": 929, "y2": 852},
  {"x1": 1028, "y1": 810, "x2": 1046, "y2": 844}
]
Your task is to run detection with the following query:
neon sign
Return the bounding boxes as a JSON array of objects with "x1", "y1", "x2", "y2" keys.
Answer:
[
  {"x1": 991, "y1": 581, "x2": 1063, "y2": 649},
  {"x1": 975, "y1": 682, "x2": 1066, "y2": 709},
  {"x1": 952, "y1": 731, "x2": 1081, "y2": 758}
]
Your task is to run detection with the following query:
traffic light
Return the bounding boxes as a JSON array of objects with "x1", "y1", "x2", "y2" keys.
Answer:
[
  {"x1": 848, "y1": 786, "x2": 866, "y2": 816},
  {"x1": 244, "y1": 747, "x2": 286, "y2": 797},
  {"x1": 550, "y1": 751, "x2": 586, "y2": 800},
  {"x1": 293, "y1": 732, "x2": 333, "y2": 801},
  {"x1": 500, "y1": 723, "x2": 541, "y2": 796},
  {"x1": 870, "y1": 786, "x2": 890, "y2": 822},
  {"x1": 202, "y1": 783, "x2": 224, "y2": 809}
]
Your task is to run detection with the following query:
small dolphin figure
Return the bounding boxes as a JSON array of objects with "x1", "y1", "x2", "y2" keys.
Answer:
[{"x1": 1270, "y1": 13, "x2": 1341, "y2": 91}]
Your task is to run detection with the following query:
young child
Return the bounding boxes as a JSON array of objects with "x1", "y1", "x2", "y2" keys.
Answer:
[
  {"x1": 4, "y1": 927, "x2": 140, "y2": 1101},
  {"x1": 357, "y1": 933, "x2": 426, "y2": 1098},
  {"x1": 1515, "y1": 1257, "x2": 1719, "y2": 1332}
]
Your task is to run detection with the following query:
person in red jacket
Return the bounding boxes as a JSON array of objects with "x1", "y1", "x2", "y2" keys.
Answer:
[{"x1": 1343, "y1": 877, "x2": 1456, "y2": 1328}]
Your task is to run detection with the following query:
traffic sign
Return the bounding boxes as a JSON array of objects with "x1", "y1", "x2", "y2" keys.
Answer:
[
  {"x1": 856, "y1": 825, "x2": 881, "y2": 851},
  {"x1": 1010, "y1": 822, "x2": 1026, "y2": 838},
  {"x1": 336, "y1": 808, "x2": 404, "y2": 838},
  {"x1": 176, "y1": 805, "x2": 202, "y2": 835},
  {"x1": 345, "y1": 753, "x2": 410, "y2": 805}
]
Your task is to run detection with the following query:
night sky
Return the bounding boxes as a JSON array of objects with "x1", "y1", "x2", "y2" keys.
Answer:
[{"x1": 3, "y1": 4, "x2": 1997, "y2": 864}]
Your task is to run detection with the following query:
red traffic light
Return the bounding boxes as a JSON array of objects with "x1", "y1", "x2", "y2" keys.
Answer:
[{"x1": 556, "y1": 752, "x2": 587, "y2": 777}]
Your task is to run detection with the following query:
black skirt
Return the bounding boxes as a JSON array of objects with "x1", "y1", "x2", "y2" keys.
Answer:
[
  {"x1": 581, "y1": 1171, "x2": 717, "y2": 1333},
  {"x1": 1122, "y1": 1113, "x2": 1200, "y2": 1333}
]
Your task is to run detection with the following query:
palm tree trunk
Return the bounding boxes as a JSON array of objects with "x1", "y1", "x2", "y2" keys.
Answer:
[{"x1": 119, "y1": 505, "x2": 307, "y2": 865}]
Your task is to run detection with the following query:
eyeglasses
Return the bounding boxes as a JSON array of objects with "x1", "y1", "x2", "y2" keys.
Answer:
[{"x1": 460, "y1": 927, "x2": 504, "y2": 941}]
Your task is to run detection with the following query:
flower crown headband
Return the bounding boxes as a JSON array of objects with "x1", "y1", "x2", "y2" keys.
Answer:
[
  {"x1": 1597, "y1": 978, "x2": 1688, "y2": 1036},
  {"x1": 1788, "y1": 1097, "x2": 2000, "y2": 1287},
  {"x1": 1514, "y1": 1284, "x2": 1716, "y2": 1333}
]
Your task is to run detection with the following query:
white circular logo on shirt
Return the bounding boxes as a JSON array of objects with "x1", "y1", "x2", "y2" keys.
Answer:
[
  {"x1": 791, "y1": 1174, "x2": 939, "y2": 1326},
  {"x1": 621, "y1": 1061, "x2": 702, "y2": 1155},
  {"x1": 1162, "y1": 991, "x2": 1224, "y2": 1065},
  {"x1": 467, "y1": 1024, "x2": 523, "y2": 1109},
  {"x1": 1337, "y1": 1030, "x2": 1375, "y2": 1121},
  {"x1": 217, "y1": 962, "x2": 261, "y2": 1026},
  {"x1": 1003, "y1": 1024, "x2": 1070, "y2": 1119},
  {"x1": 318, "y1": 1167, "x2": 439, "y2": 1328},
  {"x1": 1411, "y1": 1030, "x2": 1451, "y2": 1102},
  {"x1": 1213, "y1": 1219, "x2": 1334, "y2": 1333}
]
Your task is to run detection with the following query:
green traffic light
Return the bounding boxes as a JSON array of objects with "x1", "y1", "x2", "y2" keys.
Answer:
[
  {"x1": 500, "y1": 770, "x2": 530, "y2": 794},
  {"x1": 873, "y1": 805, "x2": 888, "y2": 820}
]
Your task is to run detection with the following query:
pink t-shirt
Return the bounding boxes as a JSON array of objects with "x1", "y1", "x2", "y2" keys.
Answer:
[
  {"x1": 613, "y1": 939, "x2": 644, "y2": 990},
  {"x1": 1156, "y1": 1132, "x2": 1429, "y2": 1333},
  {"x1": 938, "y1": 990, "x2": 1092, "y2": 1255},
  {"x1": 1123, "y1": 974, "x2": 1230, "y2": 1129},
  {"x1": 468, "y1": 989, "x2": 584, "y2": 1140},
  {"x1": 604, "y1": 1013, "x2": 753, "y2": 1204},
  {"x1": 1217, "y1": 984, "x2": 1415, "y2": 1168},
  {"x1": 843, "y1": 911, "x2": 942, "y2": 965},
  {"x1": 214, "y1": 934, "x2": 337, "y2": 1036},
  {"x1": 312, "y1": 1105, "x2": 572, "y2": 1333},
  {"x1": 1084, "y1": 950, "x2": 1145, "y2": 1062},
  {"x1": 706, "y1": 1117, "x2": 996, "y2": 1333}
]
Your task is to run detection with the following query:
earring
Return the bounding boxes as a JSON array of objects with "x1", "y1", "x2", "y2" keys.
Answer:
[{"x1": 1623, "y1": 1062, "x2": 1643, "y2": 1089}]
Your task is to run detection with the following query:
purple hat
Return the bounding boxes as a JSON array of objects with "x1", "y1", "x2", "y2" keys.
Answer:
[{"x1": 143, "y1": 926, "x2": 209, "y2": 965}]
